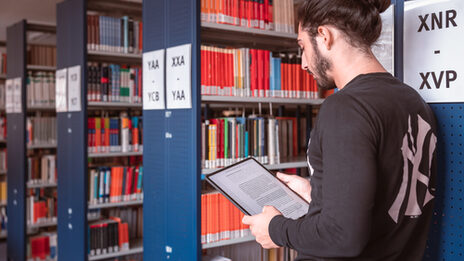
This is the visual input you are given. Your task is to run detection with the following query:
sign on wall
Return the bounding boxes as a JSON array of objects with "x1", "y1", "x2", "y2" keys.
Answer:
[
  {"x1": 404, "y1": 0, "x2": 464, "y2": 103},
  {"x1": 166, "y1": 44, "x2": 192, "y2": 109},
  {"x1": 143, "y1": 49, "x2": 165, "y2": 110}
]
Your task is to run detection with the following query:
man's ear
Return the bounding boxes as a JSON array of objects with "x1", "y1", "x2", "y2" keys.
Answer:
[{"x1": 316, "y1": 25, "x2": 334, "y2": 51}]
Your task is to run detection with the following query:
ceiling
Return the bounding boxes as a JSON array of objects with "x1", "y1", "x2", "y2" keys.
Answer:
[{"x1": 0, "y1": 0, "x2": 61, "y2": 43}]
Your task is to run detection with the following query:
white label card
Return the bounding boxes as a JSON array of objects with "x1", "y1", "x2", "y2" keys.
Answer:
[
  {"x1": 56, "y1": 68, "x2": 68, "y2": 112},
  {"x1": 166, "y1": 44, "x2": 192, "y2": 109},
  {"x1": 5, "y1": 79, "x2": 14, "y2": 114},
  {"x1": 13, "y1": 78, "x2": 22, "y2": 113},
  {"x1": 67, "y1": 65, "x2": 81, "y2": 112},
  {"x1": 143, "y1": 49, "x2": 165, "y2": 110},
  {"x1": 404, "y1": 0, "x2": 464, "y2": 103}
]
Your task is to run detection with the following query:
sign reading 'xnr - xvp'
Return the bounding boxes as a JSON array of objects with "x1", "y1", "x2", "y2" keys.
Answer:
[{"x1": 404, "y1": 0, "x2": 464, "y2": 103}]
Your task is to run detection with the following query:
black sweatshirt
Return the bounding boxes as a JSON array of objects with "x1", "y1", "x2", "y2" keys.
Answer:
[{"x1": 269, "y1": 73, "x2": 437, "y2": 261}]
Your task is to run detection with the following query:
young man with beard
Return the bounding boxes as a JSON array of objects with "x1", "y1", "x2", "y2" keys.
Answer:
[{"x1": 242, "y1": 0, "x2": 438, "y2": 260}]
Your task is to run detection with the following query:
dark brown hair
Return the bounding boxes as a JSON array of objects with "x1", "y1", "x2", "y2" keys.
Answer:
[{"x1": 298, "y1": 0, "x2": 390, "y2": 49}]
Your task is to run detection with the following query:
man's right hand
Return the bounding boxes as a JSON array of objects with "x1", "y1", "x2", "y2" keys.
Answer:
[{"x1": 277, "y1": 172, "x2": 312, "y2": 203}]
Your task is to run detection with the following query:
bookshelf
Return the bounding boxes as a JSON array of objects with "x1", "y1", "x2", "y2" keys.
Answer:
[
  {"x1": 57, "y1": 0, "x2": 144, "y2": 260},
  {"x1": 142, "y1": 0, "x2": 317, "y2": 260},
  {"x1": 6, "y1": 20, "x2": 58, "y2": 260}
]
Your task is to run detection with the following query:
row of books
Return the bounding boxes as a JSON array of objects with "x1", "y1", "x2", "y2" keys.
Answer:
[
  {"x1": 27, "y1": 190, "x2": 57, "y2": 225},
  {"x1": 87, "y1": 63, "x2": 142, "y2": 104},
  {"x1": 0, "y1": 149, "x2": 6, "y2": 173},
  {"x1": 27, "y1": 71, "x2": 55, "y2": 107},
  {"x1": 29, "y1": 232, "x2": 57, "y2": 261},
  {"x1": 201, "y1": 0, "x2": 295, "y2": 33},
  {"x1": 201, "y1": 192, "x2": 250, "y2": 244},
  {"x1": 87, "y1": 14, "x2": 143, "y2": 54},
  {"x1": 89, "y1": 165, "x2": 143, "y2": 205},
  {"x1": 27, "y1": 155, "x2": 57, "y2": 185},
  {"x1": 0, "y1": 181, "x2": 6, "y2": 205},
  {"x1": 201, "y1": 46, "x2": 321, "y2": 99},
  {"x1": 27, "y1": 45, "x2": 56, "y2": 67},
  {"x1": 0, "y1": 52, "x2": 6, "y2": 75},
  {"x1": 0, "y1": 117, "x2": 5, "y2": 140},
  {"x1": 202, "y1": 115, "x2": 307, "y2": 169},
  {"x1": 89, "y1": 218, "x2": 130, "y2": 256},
  {"x1": 27, "y1": 116, "x2": 57, "y2": 146},
  {"x1": 0, "y1": 206, "x2": 6, "y2": 235},
  {"x1": 88, "y1": 114, "x2": 143, "y2": 154},
  {"x1": 89, "y1": 207, "x2": 143, "y2": 256}
]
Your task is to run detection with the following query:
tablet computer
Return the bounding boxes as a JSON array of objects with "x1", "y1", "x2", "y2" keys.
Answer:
[{"x1": 205, "y1": 157, "x2": 309, "y2": 220}]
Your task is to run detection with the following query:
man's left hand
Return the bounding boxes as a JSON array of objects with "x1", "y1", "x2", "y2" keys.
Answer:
[{"x1": 242, "y1": 205, "x2": 282, "y2": 249}]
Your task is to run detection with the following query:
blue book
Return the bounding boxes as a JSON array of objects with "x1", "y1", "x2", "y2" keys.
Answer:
[
  {"x1": 276, "y1": 57, "x2": 282, "y2": 97},
  {"x1": 98, "y1": 169, "x2": 104, "y2": 202},
  {"x1": 270, "y1": 54, "x2": 275, "y2": 97},
  {"x1": 123, "y1": 16, "x2": 129, "y2": 53}
]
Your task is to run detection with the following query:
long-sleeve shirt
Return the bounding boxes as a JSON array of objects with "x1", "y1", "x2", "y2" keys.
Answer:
[{"x1": 269, "y1": 72, "x2": 437, "y2": 261}]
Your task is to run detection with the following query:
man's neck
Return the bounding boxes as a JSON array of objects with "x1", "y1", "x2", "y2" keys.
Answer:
[{"x1": 332, "y1": 50, "x2": 387, "y2": 90}]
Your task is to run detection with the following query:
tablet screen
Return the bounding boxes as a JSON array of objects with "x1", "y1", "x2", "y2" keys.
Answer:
[{"x1": 206, "y1": 158, "x2": 309, "y2": 220}]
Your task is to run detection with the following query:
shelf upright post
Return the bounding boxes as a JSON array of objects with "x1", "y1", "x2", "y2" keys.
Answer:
[
  {"x1": 6, "y1": 20, "x2": 27, "y2": 261},
  {"x1": 56, "y1": 0, "x2": 88, "y2": 260},
  {"x1": 143, "y1": 0, "x2": 201, "y2": 259}
]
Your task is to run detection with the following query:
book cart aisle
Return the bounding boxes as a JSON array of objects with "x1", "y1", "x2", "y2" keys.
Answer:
[{"x1": 56, "y1": 0, "x2": 144, "y2": 260}]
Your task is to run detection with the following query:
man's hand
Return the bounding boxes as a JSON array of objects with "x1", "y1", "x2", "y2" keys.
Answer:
[
  {"x1": 277, "y1": 172, "x2": 312, "y2": 203},
  {"x1": 242, "y1": 206, "x2": 282, "y2": 249}
]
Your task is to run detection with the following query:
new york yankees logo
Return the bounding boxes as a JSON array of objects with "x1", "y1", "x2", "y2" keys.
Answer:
[{"x1": 388, "y1": 114, "x2": 437, "y2": 223}]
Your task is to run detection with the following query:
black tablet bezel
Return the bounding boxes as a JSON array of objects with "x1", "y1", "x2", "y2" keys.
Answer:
[{"x1": 205, "y1": 157, "x2": 310, "y2": 217}]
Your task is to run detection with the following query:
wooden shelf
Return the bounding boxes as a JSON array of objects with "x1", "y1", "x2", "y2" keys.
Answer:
[
  {"x1": 27, "y1": 65, "x2": 56, "y2": 71},
  {"x1": 88, "y1": 101, "x2": 142, "y2": 109},
  {"x1": 88, "y1": 151, "x2": 143, "y2": 158},
  {"x1": 88, "y1": 199, "x2": 143, "y2": 210},
  {"x1": 202, "y1": 158, "x2": 308, "y2": 176},
  {"x1": 202, "y1": 95, "x2": 324, "y2": 105},
  {"x1": 27, "y1": 181, "x2": 57, "y2": 189},
  {"x1": 202, "y1": 235, "x2": 255, "y2": 249},
  {"x1": 201, "y1": 22, "x2": 298, "y2": 50},
  {"x1": 27, "y1": 143, "x2": 57, "y2": 150},
  {"x1": 88, "y1": 240, "x2": 143, "y2": 261},
  {"x1": 88, "y1": 50, "x2": 142, "y2": 64}
]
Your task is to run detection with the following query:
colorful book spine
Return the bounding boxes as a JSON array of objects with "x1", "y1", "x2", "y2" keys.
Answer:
[
  {"x1": 87, "y1": 14, "x2": 143, "y2": 54},
  {"x1": 201, "y1": 0, "x2": 294, "y2": 33},
  {"x1": 27, "y1": 155, "x2": 57, "y2": 185},
  {"x1": 87, "y1": 63, "x2": 142, "y2": 103},
  {"x1": 201, "y1": 192, "x2": 250, "y2": 244},
  {"x1": 88, "y1": 166, "x2": 143, "y2": 205},
  {"x1": 26, "y1": 71, "x2": 56, "y2": 107},
  {"x1": 26, "y1": 116, "x2": 57, "y2": 146},
  {"x1": 29, "y1": 233, "x2": 58, "y2": 261},
  {"x1": 201, "y1": 46, "x2": 324, "y2": 99}
]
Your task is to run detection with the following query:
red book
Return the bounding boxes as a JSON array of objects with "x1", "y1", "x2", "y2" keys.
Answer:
[
  {"x1": 259, "y1": 0, "x2": 264, "y2": 29},
  {"x1": 257, "y1": 50, "x2": 264, "y2": 97},
  {"x1": 201, "y1": 46, "x2": 206, "y2": 94},
  {"x1": 268, "y1": 0, "x2": 273, "y2": 29},
  {"x1": 250, "y1": 49, "x2": 258, "y2": 97},
  {"x1": 253, "y1": 0, "x2": 259, "y2": 28},
  {"x1": 240, "y1": 0, "x2": 246, "y2": 26},
  {"x1": 201, "y1": 195, "x2": 207, "y2": 244},
  {"x1": 247, "y1": 0, "x2": 253, "y2": 28},
  {"x1": 228, "y1": 49, "x2": 234, "y2": 95},
  {"x1": 125, "y1": 167, "x2": 133, "y2": 199},
  {"x1": 281, "y1": 57, "x2": 286, "y2": 98},
  {"x1": 264, "y1": 50, "x2": 270, "y2": 97},
  {"x1": 139, "y1": 22, "x2": 143, "y2": 51},
  {"x1": 214, "y1": 47, "x2": 219, "y2": 95},
  {"x1": 287, "y1": 57, "x2": 293, "y2": 98}
]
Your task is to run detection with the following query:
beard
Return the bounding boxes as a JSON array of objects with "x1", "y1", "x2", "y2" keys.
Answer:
[{"x1": 309, "y1": 38, "x2": 336, "y2": 90}]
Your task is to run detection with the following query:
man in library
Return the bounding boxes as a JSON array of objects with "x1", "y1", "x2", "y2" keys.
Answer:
[{"x1": 242, "y1": 0, "x2": 438, "y2": 260}]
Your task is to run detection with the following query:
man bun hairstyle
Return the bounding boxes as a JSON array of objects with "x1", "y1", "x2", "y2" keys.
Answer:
[{"x1": 298, "y1": 0, "x2": 390, "y2": 50}]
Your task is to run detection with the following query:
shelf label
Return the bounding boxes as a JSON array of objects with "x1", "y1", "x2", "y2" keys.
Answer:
[
  {"x1": 56, "y1": 68, "x2": 68, "y2": 112},
  {"x1": 67, "y1": 65, "x2": 81, "y2": 112},
  {"x1": 5, "y1": 79, "x2": 14, "y2": 113},
  {"x1": 143, "y1": 49, "x2": 165, "y2": 110},
  {"x1": 13, "y1": 78, "x2": 22, "y2": 113},
  {"x1": 166, "y1": 44, "x2": 192, "y2": 109},
  {"x1": 6, "y1": 78, "x2": 22, "y2": 113},
  {"x1": 404, "y1": 0, "x2": 464, "y2": 102}
]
